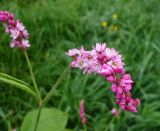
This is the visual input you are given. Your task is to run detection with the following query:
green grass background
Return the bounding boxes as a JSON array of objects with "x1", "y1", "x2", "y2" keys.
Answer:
[{"x1": 0, "y1": 0, "x2": 160, "y2": 130}]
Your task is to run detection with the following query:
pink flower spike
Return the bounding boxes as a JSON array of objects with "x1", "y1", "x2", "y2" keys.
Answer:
[
  {"x1": 67, "y1": 43, "x2": 141, "y2": 113},
  {"x1": 0, "y1": 11, "x2": 30, "y2": 50},
  {"x1": 111, "y1": 108, "x2": 119, "y2": 116},
  {"x1": 79, "y1": 100, "x2": 86, "y2": 125}
]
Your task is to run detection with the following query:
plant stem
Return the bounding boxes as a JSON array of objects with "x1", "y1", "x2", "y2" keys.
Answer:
[
  {"x1": 33, "y1": 105, "x2": 42, "y2": 131},
  {"x1": 24, "y1": 51, "x2": 42, "y2": 102},
  {"x1": 42, "y1": 66, "x2": 70, "y2": 105},
  {"x1": 33, "y1": 66, "x2": 70, "y2": 130},
  {"x1": 84, "y1": 124, "x2": 87, "y2": 131}
]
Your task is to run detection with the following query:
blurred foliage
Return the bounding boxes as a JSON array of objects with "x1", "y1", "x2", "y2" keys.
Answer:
[{"x1": 0, "y1": 0, "x2": 160, "y2": 130}]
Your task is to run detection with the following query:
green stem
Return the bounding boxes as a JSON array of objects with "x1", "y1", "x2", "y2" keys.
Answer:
[
  {"x1": 33, "y1": 66, "x2": 70, "y2": 130},
  {"x1": 24, "y1": 51, "x2": 42, "y2": 102},
  {"x1": 84, "y1": 124, "x2": 87, "y2": 131},
  {"x1": 42, "y1": 66, "x2": 70, "y2": 105},
  {"x1": 33, "y1": 105, "x2": 42, "y2": 131}
]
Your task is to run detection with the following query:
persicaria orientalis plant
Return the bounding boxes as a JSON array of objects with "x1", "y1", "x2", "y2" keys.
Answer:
[{"x1": 0, "y1": 10, "x2": 140, "y2": 130}]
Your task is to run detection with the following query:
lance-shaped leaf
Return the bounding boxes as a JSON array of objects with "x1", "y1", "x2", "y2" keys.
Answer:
[
  {"x1": 0, "y1": 73, "x2": 38, "y2": 98},
  {"x1": 0, "y1": 72, "x2": 33, "y2": 88}
]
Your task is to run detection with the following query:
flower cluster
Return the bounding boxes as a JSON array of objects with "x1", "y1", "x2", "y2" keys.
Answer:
[
  {"x1": 79, "y1": 100, "x2": 86, "y2": 125},
  {"x1": 67, "y1": 43, "x2": 140, "y2": 112},
  {"x1": 0, "y1": 11, "x2": 30, "y2": 49}
]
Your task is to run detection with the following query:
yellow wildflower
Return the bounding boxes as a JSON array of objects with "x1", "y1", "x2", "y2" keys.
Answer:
[
  {"x1": 113, "y1": 25, "x2": 119, "y2": 31},
  {"x1": 101, "y1": 21, "x2": 108, "y2": 28},
  {"x1": 112, "y1": 14, "x2": 118, "y2": 20}
]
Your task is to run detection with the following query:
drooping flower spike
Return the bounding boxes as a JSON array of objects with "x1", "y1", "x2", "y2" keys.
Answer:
[
  {"x1": 0, "y1": 11, "x2": 30, "y2": 50},
  {"x1": 66, "y1": 43, "x2": 140, "y2": 113}
]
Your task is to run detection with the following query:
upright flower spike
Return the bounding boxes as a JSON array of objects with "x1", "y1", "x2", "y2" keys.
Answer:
[
  {"x1": 66, "y1": 43, "x2": 140, "y2": 113},
  {"x1": 79, "y1": 100, "x2": 86, "y2": 125},
  {"x1": 0, "y1": 11, "x2": 30, "y2": 50}
]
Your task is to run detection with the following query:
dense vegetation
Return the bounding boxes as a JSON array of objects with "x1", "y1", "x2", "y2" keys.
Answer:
[{"x1": 0, "y1": 0, "x2": 160, "y2": 130}]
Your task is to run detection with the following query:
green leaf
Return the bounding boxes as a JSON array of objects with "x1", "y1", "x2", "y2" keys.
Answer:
[
  {"x1": 0, "y1": 72, "x2": 32, "y2": 88},
  {"x1": 0, "y1": 73, "x2": 37, "y2": 98},
  {"x1": 21, "y1": 108, "x2": 68, "y2": 131}
]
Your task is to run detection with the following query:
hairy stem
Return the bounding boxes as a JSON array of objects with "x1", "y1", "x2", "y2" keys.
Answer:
[
  {"x1": 33, "y1": 105, "x2": 42, "y2": 131},
  {"x1": 84, "y1": 124, "x2": 87, "y2": 131},
  {"x1": 42, "y1": 66, "x2": 70, "y2": 105},
  {"x1": 24, "y1": 51, "x2": 42, "y2": 102}
]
